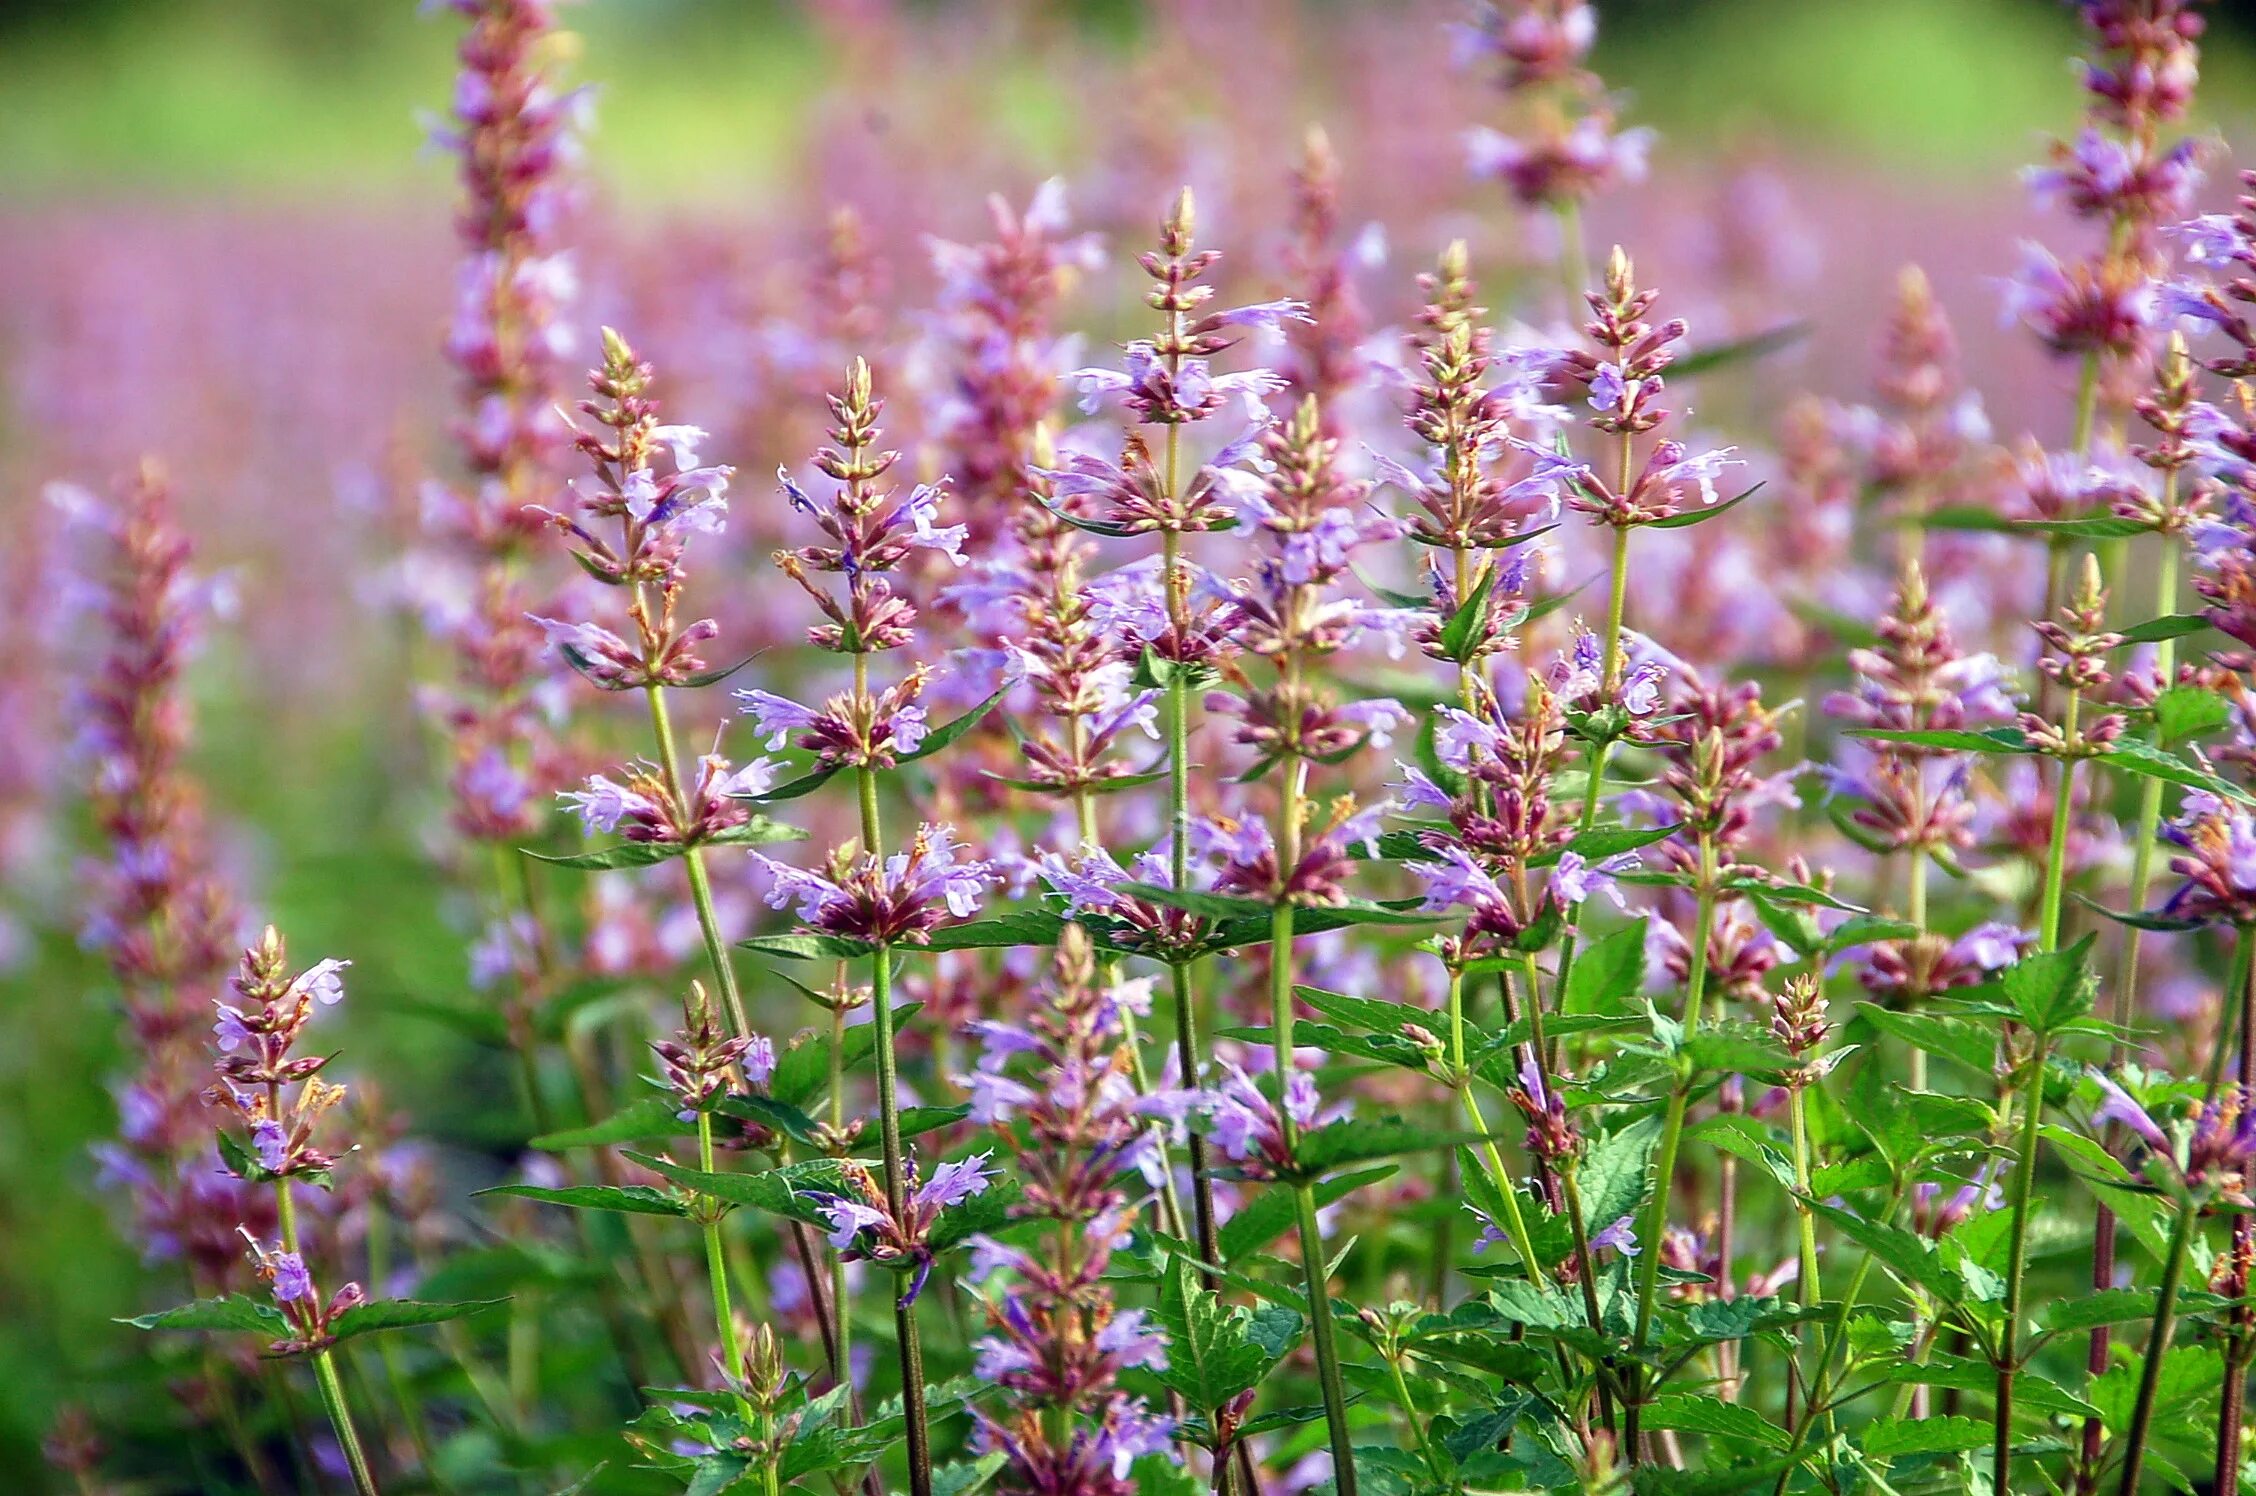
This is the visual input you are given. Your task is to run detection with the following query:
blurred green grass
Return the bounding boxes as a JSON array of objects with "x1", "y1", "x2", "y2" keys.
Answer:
[{"x1": 0, "y1": 0, "x2": 2249, "y2": 201}]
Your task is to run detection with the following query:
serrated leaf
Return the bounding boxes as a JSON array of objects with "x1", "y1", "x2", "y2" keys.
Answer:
[
  {"x1": 121, "y1": 1295, "x2": 289, "y2": 1335},
  {"x1": 1640, "y1": 1394, "x2": 1788, "y2": 1450},
  {"x1": 2002, "y1": 934, "x2": 2096, "y2": 1031},
  {"x1": 1152, "y1": 1254, "x2": 1297, "y2": 1411},
  {"x1": 1670, "y1": 320, "x2": 1810, "y2": 378},
  {"x1": 911, "y1": 910, "x2": 1068, "y2": 952},
  {"x1": 1221, "y1": 1167, "x2": 1396, "y2": 1261},
  {"x1": 328, "y1": 1298, "x2": 509, "y2": 1343},
  {"x1": 624, "y1": 1152, "x2": 856, "y2": 1227},
  {"x1": 1853, "y1": 1003, "x2": 1996, "y2": 1076},
  {"x1": 738, "y1": 931, "x2": 876, "y2": 960},
  {"x1": 1563, "y1": 918, "x2": 1648, "y2": 1014},
  {"x1": 1856, "y1": 1415, "x2": 1989, "y2": 1458},
  {"x1": 531, "y1": 1095, "x2": 689, "y2": 1149},
  {"x1": 1646, "y1": 482, "x2": 1763, "y2": 529},
  {"x1": 476, "y1": 1183, "x2": 690, "y2": 1217},
  {"x1": 897, "y1": 681, "x2": 1014, "y2": 767},
  {"x1": 770, "y1": 1010, "x2": 915, "y2": 1108},
  {"x1": 1294, "y1": 1117, "x2": 1486, "y2": 1175},
  {"x1": 2100, "y1": 738, "x2": 2256, "y2": 806},
  {"x1": 1436, "y1": 560, "x2": 1500, "y2": 663},
  {"x1": 2153, "y1": 685, "x2": 2233, "y2": 745},
  {"x1": 2121, "y1": 612, "x2": 2212, "y2": 645},
  {"x1": 1848, "y1": 725, "x2": 2034, "y2": 754}
]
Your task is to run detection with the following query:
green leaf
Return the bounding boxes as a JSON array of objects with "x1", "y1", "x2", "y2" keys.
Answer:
[
  {"x1": 1807, "y1": 1201, "x2": 1961, "y2": 1304},
  {"x1": 932, "y1": 1453, "x2": 1009, "y2": 1496},
  {"x1": 769, "y1": 1010, "x2": 914, "y2": 1108},
  {"x1": 1669, "y1": 320, "x2": 1811, "y2": 378},
  {"x1": 2038, "y1": 1287, "x2": 2180, "y2": 1334},
  {"x1": 1640, "y1": 1394, "x2": 1788, "y2": 1450},
  {"x1": 1576, "y1": 1116, "x2": 1662, "y2": 1246},
  {"x1": 623, "y1": 1153, "x2": 857, "y2": 1227},
  {"x1": 475, "y1": 1183, "x2": 690, "y2": 1218},
  {"x1": 1293, "y1": 1117, "x2": 1486, "y2": 1175},
  {"x1": 1848, "y1": 725, "x2": 2034, "y2": 754},
  {"x1": 2121, "y1": 612, "x2": 2212, "y2": 645},
  {"x1": 1879, "y1": 1354, "x2": 2101, "y2": 1420},
  {"x1": 911, "y1": 910, "x2": 1067, "y2": 952},
  {"x1": 2089, "y1": 1344, "x2": 2223, "y2": 1435},
  {"x1": 1292, "y1": 985, "x2": 1439, "y2": 1039},
  {"x1": 1856, "y1": 1415, "x2": 1989, "y2": 1458},
  {"x1": 676, "y1": 654, "x2": 761, "y2": 689},
  {"x1": 530, "y1": 816, "x2": 804, "y2": 870},
  {"x1": 120, "y1": 1295, "x2": 288, "y2": 1335},
  {"x1": 2001, "y1": 934, "x2": 2097, "y2": 1031},
  {"x1": 2153, "y1": 685, "x2": 2233, "y2": 745},
  {"x1": 1152, "y1": 1254, "x2": 1299, "y2": 1410},
  {"x1": 328, "y1": 1298, "x2": 509, "y2": 1343},
  {"x1": 2100, "y1": 738, "x2": 2256, "y2": 806},
  {"x1": 735, "y1": 763, "x2": 840, "y2": 803},
  {"x1": 1221, "y1": 1167, "x2": 1396, "y2": 1261},
  {"x1": 897, "y1": 682, "x2": 1013, "y2": 766},
  {"x1": 1854, "y1": 1003, "x2": 1996, "y2": 1076},
  {"x1": 1646, "y1": 482, "x2": 1763, "y2": 529},
  {"x1": 1562, "y1": 918, "x2": 1648, "y2": 1014},
  {"x1": 738, "y1": 931, "x2": 875, "y2": 961},
  {"x1": 531, "y1": 1095, "x2": 689, "y2": 1150},
  {"x1": 1436, "y1": 561, "x2": 1501, "y2": 664}
]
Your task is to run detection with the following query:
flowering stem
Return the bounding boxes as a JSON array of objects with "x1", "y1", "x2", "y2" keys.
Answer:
[
  {"x1": 1161, "y1": 574, "x2": 1223, "y2": 1273},
  {"x1": 1993, "y1": 1023, "x2": 2056, "y2": 1493},
  {"x1": 2116, "y1": 1184, "x2": 2201, "y2": 1496},
  {"x1": 848, "y1": 748, "x2": 934, "y2": 1496},
  {"x1": 694, "y1": 1109, "x2": 749, "y2": 1405},
  {"x1": 1447, "y1": 969, "x2": 1542, "y2": 1277},
  {"x1": 2220, "y1": 924, "x2": 2256, "y2": 1496},
  {"x1": 1632, "y1": 838, "x2": 1717, "y2": 1353},
  {"x1": 276, "y1": 1181, "x2": 380, "y2": 1496},
  {"x1": 2086, "y1": 531, "x2": 2182, "y2": 1491},
  {"x1": 645, "y1": 683, "x2": 752, "y2": 1038},
  {"x1": 1075, "y1": 791, "x2": 1191, "y2": 1244},
  {"x1": 2037, "y1": 699, "x2": 2082, "y2": 953},
  {"x1": 828, "y1": 1002, "x2": 854, "y2": 1390},
  {"x1": 1270, "y1": 744, "x2": 1356, "y2": 1495},
  {"x1": 2112, "y1": 537, "x2": 2180, "y2": 1024}
]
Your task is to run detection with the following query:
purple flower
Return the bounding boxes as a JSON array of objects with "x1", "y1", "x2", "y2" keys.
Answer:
[
  {"x1": 270, "y1": 1251, "x2": 314, "y2": 1305},
  {"x1": 558, "y1": 773, "x2": 661, "y2": 835},
  {"x1": 253, "y1": 1119, "x2": 289, "y2": 1173},
  {"x1": 2091, "y1": 1071, "x2": 2169, "y2": 1153},
  {"x1": 916, "y1": 1152, "x2": 996, "y2": 1211},
  {"x1": 1548, "y1": 849, "x2": 1639, "y2": 911},
  {"x1": 288, "y1": 958, "x2": 351, "y2": 1007}
]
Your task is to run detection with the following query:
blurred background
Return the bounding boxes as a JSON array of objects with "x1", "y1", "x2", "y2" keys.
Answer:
[{"x1": 1, "y1": 0, "x2": 2251, "y2": 1485}]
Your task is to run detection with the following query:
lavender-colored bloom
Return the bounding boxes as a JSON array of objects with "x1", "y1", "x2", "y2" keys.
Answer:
[
  {"x1": 253, "y1": 1119, "x2": 289, "y2": 1173},
  {"x1": 1548, "y1": 849, "x2": 1639, "y2": 910},
  {"x1": 558, "y1": 773, "x2": 660, "y2": 834},
  {"x1": 915, "y1": 1152, "x2": 996, "y2": 1211},
  {"x1": 2091, "y1": 1071, "x2": 2170, "y2": 1153},
  {"x1": 289, "y1": 958, "x2": 351, "y2": 1007},
  {"x1": 270, "y1": 1251, "x2": 314, "y2": 1304}
]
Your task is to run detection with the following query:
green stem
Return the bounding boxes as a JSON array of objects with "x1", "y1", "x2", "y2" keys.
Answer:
[
  {"x1": 696, "y1": 1110, "x2": 749, "y2": 1405},
  {"x1": 1271, "y1": 742, "x2": 1356, "y2": 1495},
  {"x1": 1994, "y1": 1026, "x2": 2055, "y2": 1494},
  {"x1": 2113, "y1": 538, "x2": 2179, "y2": 1026},
  {"x1": 278, "y1": 1182, "x2": 380, "y2": 1496},
  {"x1": 2116, "y1": 1189, "x2": 2201, "y2": 1496},
  {"x1": 866, "y1": 928, "x2": 933, "y2": 1496},
  {"x1": 646, "y1": 683, "x2": 752, "y2": 1038},
  {"x1": 1632, "y1": 842, "x2": 1716, "y2": 1352},
  {"x1": 2038, "y1": 698, "x2": 2082, "y2": 954},
  {"x1": 1293, "y1": 1177, "x2": 1358, "y2": 1496}
]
